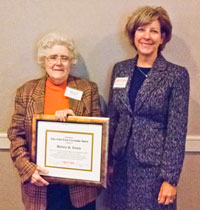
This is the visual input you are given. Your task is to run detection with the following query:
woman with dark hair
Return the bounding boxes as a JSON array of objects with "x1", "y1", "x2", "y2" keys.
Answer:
[{"x1": 107, "y1": 6, "x2": 189, "y2": 210}]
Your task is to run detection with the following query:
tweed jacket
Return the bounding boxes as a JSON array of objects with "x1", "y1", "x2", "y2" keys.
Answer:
[
  {"x1": 8, "y1": 75, "x2": 102, "y2": 210},
  {"x1": 107, "y1": 53, "x2": 190, "y2": 186}
]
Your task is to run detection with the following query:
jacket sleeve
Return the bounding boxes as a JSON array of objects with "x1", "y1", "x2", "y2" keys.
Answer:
[
  {"x1": 7, "y1": 86, "x2": 37, "y2": 183},
  {"x1": 90, "y1": 82, "x2": 102, "y2": 117},
  {"x1": 160, "y1": 67, "x2": 190, "y2": 186}
]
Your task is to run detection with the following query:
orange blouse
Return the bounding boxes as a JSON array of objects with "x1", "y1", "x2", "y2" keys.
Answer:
[{"x1": 44, "y1": 78, "x2": 69, "y2": 115}]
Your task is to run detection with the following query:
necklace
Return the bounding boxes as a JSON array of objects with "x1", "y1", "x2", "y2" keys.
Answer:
[{"x1": 137, "y1": 66, "x2": 148, "y2": 78}]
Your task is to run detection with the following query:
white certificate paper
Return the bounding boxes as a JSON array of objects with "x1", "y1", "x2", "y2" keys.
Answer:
[
  {"x1": 36, "y1": 120, "x2": 103, "y2": 182},
  {"x1": 45, "y1": 130, "x2": 93, "y2": 171}
]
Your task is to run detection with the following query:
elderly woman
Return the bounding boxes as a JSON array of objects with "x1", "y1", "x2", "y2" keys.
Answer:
[
  {"x1": 8, "y1": 32, "x2": 101, "y2": 210},
  {"x1": 107, "y1": 6, "x2": 189, "y2": 210}
]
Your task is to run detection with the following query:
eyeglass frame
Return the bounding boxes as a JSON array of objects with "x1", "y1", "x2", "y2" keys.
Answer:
[{"x1": 46, "y1": 54, "x2": 72, "y2": 65}]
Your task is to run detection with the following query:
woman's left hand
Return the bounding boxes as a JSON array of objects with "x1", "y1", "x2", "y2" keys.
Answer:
[
  {"x1": 55, "y1": 109, "x2": 75, "y2": 121},
  {"x1": 158, "y1": 181, "x2": 177, "y2": 205}
]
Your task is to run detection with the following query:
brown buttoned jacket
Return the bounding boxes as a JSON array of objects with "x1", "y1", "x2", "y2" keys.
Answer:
[{"x1": 8, "y1": 75, "x2": 102, "y2": 210}]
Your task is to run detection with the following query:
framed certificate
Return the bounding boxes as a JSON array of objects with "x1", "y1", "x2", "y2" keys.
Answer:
[{"x1": 31, "y1": 114, "x2": 109, "y2": 188}]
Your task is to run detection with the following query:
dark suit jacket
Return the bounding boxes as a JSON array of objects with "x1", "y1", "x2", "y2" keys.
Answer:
[
  {"x1": 8, "y1": 75, "x2": 102, "y2": 210},
  {"x1": 107, "y1": 53, "x2": 189, "y2": 186}
]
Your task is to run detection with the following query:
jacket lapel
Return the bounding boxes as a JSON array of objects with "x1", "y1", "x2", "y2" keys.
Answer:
[
  {"x1": 31, "y1": 75, "x2": 83, "y2": 116},
  {"x1": 116, "y1": 58, "x2": 137, "y2": 115},
  {"x1": 32, "y1": 76, "x2": 46, "y2": 114},
  {"x1": 134, "y1": 54, "x2": 167, "y2": 112},
  {"x1": 67, "y1": 76, "x2": 84, "y2": 115}
]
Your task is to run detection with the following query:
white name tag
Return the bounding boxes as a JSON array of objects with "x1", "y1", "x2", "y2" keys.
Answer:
[
  {"x1": 113, "y1": 77, "x2": 128, "y2": 88},
  {"x1": 65, "y1": 87, "x2": 83, "y2": 101}
]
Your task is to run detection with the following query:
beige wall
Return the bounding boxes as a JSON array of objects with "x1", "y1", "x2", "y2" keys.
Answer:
[
  {"x1": 0, "y1": 0, "x2": 200, "y2": 134},
  {"x1": 0, "y1": 0, "x2": 200, "y2": 210},
  {"x1": 0, "y1": 150, "x2": 24, "y2": 210}
]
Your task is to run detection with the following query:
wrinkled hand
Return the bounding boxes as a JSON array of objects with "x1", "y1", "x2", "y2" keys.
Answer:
[
  {"x1": 55, "y1": 109, "x2": 75, "y2": 121},
  {"x1": 30, "y1": 166, "x2": 49, "y2": 187},
  {"x1": 158, "y1": 181, "x2": 177, "y2": 205}
]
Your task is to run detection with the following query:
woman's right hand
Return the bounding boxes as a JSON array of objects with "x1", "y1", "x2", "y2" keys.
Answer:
[
  {"x1": 158, "y1": 181, "x2": 177, "y2": 205},
  {"x1": 55, "y1": 109, "x2": 75, "y2": 121},
  {"x1": 30, "y1": 166, "x2": 49, "y2": 187}
]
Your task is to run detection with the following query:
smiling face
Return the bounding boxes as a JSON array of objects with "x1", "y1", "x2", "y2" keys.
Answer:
[
  {"x1": 134, "y1": 19, "x2": 163, "y2": 59},
  {"x1": 44, "y1": 44, "x2": 72, "y2": 85}
]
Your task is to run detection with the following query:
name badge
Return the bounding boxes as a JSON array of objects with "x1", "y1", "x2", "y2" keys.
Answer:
[
  {"x1": 65, "y1": 87, "x2": 83, "y2": 101},
  {"x1": 113, "y1": 77, "x2": 128, "y2": 88}
]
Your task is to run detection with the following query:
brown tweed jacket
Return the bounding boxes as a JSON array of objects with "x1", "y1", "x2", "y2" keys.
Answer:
[{"x1": 8, "y1": 75, "x2": 102, "y2": 210}]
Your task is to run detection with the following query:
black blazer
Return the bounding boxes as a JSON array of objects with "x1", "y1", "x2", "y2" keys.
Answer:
[{"x1": 107, "y1": 53, "x2": 190, "y2": 185}]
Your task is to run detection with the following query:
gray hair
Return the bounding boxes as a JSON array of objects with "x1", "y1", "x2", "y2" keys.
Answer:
[{"x1": 37, "y1": 32, "x2": 78, "y2": 68}]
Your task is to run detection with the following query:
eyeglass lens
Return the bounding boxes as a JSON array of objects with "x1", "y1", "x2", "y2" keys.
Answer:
[{"x1": 47, "y1": 55, "x2": 70, "y2": 64}]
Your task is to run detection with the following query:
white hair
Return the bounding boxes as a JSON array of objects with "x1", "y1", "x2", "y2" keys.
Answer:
[{"x1": 37, "y1": 32, "x2": 78, "y2": 68}]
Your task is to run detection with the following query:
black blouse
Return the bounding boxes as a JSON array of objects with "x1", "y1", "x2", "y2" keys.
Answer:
[{"x1": 129, "y1": 66, "x2": 151, "y2": 111}]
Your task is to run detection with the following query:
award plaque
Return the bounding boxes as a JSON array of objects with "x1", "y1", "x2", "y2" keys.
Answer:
[{"x1": 31, "y1": 114, "x2": 109, "y2": 188}]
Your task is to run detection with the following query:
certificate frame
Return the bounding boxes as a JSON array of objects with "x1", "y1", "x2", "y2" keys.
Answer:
[{"x1": 31, "y1": 114, "x2": 109, "y2": 188}]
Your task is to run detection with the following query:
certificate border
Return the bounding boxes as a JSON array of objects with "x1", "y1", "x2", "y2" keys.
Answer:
[
  {"x1": 45, "y1": 130, "x2": 94, "y2": 171},
  {"x1": 31, "y1": 114, "x2": 109, "y2": 188}
]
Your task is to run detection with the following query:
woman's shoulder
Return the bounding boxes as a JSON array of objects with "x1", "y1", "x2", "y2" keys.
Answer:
[
  {"x1": 113, "y1": 57, "x2": 136, "y2": 69},
  {"x1": 156, "y1": 54, "x2": 189, "y2": 79},
  {"x1": 17, "y1": 76, "x2": 46, "y2": 93},
  {"x1": 166, "y1": 60, "x2": 189, "y2": 79},
  {"x1": 68, "y1": 75, "x2": 98, "y2": 90}
]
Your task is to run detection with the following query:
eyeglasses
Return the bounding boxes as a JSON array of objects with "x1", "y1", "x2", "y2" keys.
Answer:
[{"x1": 46, "y1": 55, "x2": 71, "y2": 64}]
